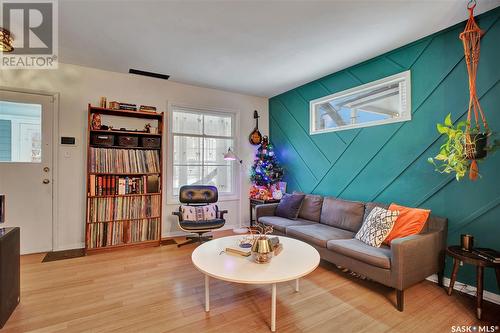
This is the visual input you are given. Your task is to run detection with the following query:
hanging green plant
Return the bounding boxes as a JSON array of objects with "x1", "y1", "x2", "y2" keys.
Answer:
[
  {"x1": 428, "y1": 114, "x2": 498, "y2": 181},
  {"x1": 428, "y1": 114, "x2": 470, "y2": 181}
]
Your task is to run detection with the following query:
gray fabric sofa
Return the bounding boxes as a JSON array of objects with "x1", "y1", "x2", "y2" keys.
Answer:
[{"x1": 255, "y1": 195, "x2": 447, "y2": 311}]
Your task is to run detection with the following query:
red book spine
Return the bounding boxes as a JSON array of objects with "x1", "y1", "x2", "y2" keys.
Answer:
[
  {"x1": 106, "y1": 176, "x2": 111, "y2": 195},
  {"x1": 98, "y1": 176, "x2": 102, "y2": 196},
  {"x1": 111, "y1": 176, "x2": 116, "y2": 195}
]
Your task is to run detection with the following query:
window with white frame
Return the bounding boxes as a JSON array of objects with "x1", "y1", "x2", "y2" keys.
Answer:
[
  {"x1": 310, "y1": 71, "x2": 411, "y2": 134},
  {"x1": 171, "y1": 106, "x2": 235, "y2": 195}
]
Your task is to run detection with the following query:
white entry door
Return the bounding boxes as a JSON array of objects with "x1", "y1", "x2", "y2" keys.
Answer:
[{"x1": 0, "y1": 90, "x2": 54, "y2": 254}]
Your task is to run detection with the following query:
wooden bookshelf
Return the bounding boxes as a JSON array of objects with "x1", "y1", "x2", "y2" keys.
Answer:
[{"x1": 85, "y1": 104, "x2": 164, "y2": 253}]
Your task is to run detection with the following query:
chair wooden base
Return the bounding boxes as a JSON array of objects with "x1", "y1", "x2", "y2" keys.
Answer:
[{"x1": 177, "y1": 233, "x2": 213, "y2": 247}]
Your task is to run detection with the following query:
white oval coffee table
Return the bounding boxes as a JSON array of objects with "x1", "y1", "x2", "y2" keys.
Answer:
[{"x1": 191, "y1": 235, "x2": 320, "y2": 332}]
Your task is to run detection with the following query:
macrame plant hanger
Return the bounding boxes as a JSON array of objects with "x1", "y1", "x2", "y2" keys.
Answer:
[{"x1": 460, "y1": 0, "x2": 489, "y2": 180}]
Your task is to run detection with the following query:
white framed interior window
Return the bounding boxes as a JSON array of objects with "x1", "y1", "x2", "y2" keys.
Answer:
[
  {"x1": 310, "y1": 70, "x2": 411, "y2": 134},
  {"x1": 169, "y1": 105, "x2": 237, "y2": 199}
]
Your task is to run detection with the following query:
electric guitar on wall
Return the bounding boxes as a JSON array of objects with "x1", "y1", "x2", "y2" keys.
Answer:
[{"x1": 249, "y1": 110, "x2": 263, "y2": 145}]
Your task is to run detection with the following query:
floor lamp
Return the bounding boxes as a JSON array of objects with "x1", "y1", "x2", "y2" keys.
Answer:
[{"x1": 223, "y1": 147, "x2": 248, "y2": 234}]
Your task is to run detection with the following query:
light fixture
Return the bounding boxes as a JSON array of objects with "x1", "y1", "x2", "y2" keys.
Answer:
[
  {"x1": 0, "y1": 28, "x2": 14, "y2": 52},
  {"x1": 223, "y1": 147, "x2": 242, "y2": 164}
]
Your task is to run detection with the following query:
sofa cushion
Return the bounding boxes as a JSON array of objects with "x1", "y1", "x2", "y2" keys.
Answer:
[
  {"x1": 298, "y1": 194, "x2": 323, "y2": 222},
  {"x1": 355, "y1": 206, "x2": 399, "y2": 247},
  {"x1": 286, "y1": 224, "x2": 354, "y2": 248},
  {"x1": 327, "y1": 238, "x2": 392, "y2": 269},
  {"x1": 258, "y1": 216, "x2": 315, "y2": 233},
  {"x1": 320, "y1": 197, "x2": 365, "y2": 232},
  {"x1": 275, "y1": 193, "x2": 305, "y2": 220},
  {"x1": 180, "y1": 219, "x2": 225, "y2": 230},
  {"x1": 383, "y1": 203, "x2": 430, "y2": 245},
  {"x1": 363, "y1": 202, "x2": 389, "y2": 222}
]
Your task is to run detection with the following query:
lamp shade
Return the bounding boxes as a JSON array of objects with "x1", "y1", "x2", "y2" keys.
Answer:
[
  {"x1": 222, "y1": 148, "x2": 244, "y2": 233},
  {"x1": 223, "y1": 148, "x2": 238, "y2": 161}
]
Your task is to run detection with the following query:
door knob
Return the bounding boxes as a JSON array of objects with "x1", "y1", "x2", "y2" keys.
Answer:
[
  {"x1": 43, "y1": 179, "x2": 50, "y2": 184},
  {"x1": 43, "y1": 167, "x2": 50, "y2": 172}
]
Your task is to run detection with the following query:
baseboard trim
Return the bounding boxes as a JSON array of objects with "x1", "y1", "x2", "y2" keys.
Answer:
[
  {"x1": 426, "y1": 274, "x2": 500, "y2": 305},
  {"x1": 54, "y1": 242, "x2": 85, "y2": 252}
]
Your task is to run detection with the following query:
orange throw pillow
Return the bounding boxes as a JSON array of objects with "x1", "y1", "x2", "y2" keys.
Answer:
[{"x1": 383, "y1": 203, "x2": 430, "y2": 245}]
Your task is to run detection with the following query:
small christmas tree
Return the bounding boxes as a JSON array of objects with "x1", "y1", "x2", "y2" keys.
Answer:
[{"x1": 250, "y1": 136, "x2": 283, "y2": 199}]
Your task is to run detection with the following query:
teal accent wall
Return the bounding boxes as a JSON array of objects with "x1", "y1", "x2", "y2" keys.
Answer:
[{"x1": 269, "y1": 7, "x2": 500, "y2": 294}]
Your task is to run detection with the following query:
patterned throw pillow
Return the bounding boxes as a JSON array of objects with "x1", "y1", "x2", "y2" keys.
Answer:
[
  {"x1": 181, "y1": 204, "x2": 217, "y2": 221},
  {"x1": 355, "y1": 207, "x2": 399, "y2": 247},
  {"x1": 202, "y1": 204, "x2": 217, "y2": 220}
]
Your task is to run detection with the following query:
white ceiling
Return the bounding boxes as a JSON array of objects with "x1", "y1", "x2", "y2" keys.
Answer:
[{"x1": 59, "y1": 0, "x2": 500, "y2": 97}]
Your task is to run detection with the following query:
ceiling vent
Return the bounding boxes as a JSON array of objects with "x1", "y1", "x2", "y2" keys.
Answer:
[{"x1": 129, "y1": 69, "x2": 170, "y2": 80}]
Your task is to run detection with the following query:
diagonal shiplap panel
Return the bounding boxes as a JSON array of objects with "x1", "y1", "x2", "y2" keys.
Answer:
[
  {"x1": 387, "y1": 38, "x2": 432, "y2": 68},
  {"x1": 270, "y1": 99, "x2": 330, "y2": 179},
  {"x1": 348, "y1": 57, "x2": 405, "y2": 84},
  {"x1": 269, "y1": 117, "x2": 317, "y2": 193},
  {"x1": 313, "y1": 122, "x2": 401, "y2": 198},
  {"x1": 275, "y1": 90, "x2": 347, "y2": 163},
  {"x1": 319, "y1": 70, "x2": 363, "y2": 94},
  {"x1": 268, "y1": 7, "x2": 500, "y2": 293}
]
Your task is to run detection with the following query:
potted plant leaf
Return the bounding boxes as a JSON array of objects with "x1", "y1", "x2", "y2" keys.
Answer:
[
  {"x1": 429, "y1": 114, "x2": 498, "y2": 181},
  {"x1": 428, "y1": 114, "x2": 470, "y2": 181}
]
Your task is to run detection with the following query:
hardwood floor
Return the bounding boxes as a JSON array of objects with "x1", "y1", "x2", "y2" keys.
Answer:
[{"x1": 4, "y1": 230, "x2": 499, "y2": 332}]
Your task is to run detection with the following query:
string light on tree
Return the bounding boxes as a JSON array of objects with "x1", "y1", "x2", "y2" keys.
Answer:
[{"x1": 249, "y1": 136, "x2": 283, "y2": 200}]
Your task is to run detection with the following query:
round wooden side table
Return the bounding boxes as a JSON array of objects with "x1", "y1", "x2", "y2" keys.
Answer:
[{"x1": 446, "y1": 245, "x2": 500, "y2": 320}]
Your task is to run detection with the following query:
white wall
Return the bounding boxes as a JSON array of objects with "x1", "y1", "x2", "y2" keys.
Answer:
[{"x1": 1, "y1": 63, "x2": 268, "y2": 250}]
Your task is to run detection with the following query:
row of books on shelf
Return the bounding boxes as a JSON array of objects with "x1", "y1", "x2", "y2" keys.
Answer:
[
  {"x1": 472, "y1": 248, "x2": 500, "y2": 263},
  {"x1": 89, "y1": 148, "x2": 160, "y2": 174},
  {"x1": 89, "y1": 174, "x2": 160, "y2": 196},
  {"x1": 86, "y1": 218, "x2": 160, "y2": 249},
  {"x1": 107, "y1": 102, "x2": 158, "y2": 113},
  {"x1": 87, "y1": 196, "x2": 161, "y2": 222}
]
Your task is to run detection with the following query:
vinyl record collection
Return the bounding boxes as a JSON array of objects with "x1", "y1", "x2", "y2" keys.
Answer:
[
  {"x1": 86, "y1": 218, "x2": 161, "y2": 249},
  {"x1": 87, "y1": 195, "x2": 161, "y2": 222},
  {"x1": 89, "y1": 148, "x2": 160, "y2": 174},
  {"x1": 87, "y1": 222, "x2": 125, "y2": 248}
]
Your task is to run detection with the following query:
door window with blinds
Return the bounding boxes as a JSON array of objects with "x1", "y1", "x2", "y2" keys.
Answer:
[
  {"x1": 171, "y1": 107, "x2": 235, "y2": 195},
  {"x1": 0, "y1": 101, "x2": 42, "y2": 162}
]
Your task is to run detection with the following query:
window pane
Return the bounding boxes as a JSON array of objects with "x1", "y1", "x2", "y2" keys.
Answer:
[
  {"x1": 203, "y1": 165, "x2": 232, "y2": 193},
  {"x1": 173, "y1": 135, "x2": 202, "y2": 165},
  {"x1": 310, "y1": 71, "x2": 411, "y2": 134},
  {"x1": 173, "y1": 165, "x2": 202, "y2": 193},
  {"x1": 172, "y1": 111, "x2": 202, "y2": 135},
  {"x1": 204, "y1": 114, "x2": 232, "y2": 137},
  {"x1": 0, "y1": 101, "x2": 42, "y2": 163},
  {"x1": 204, "y1": 138, "x2": 232, "y2": 165}
]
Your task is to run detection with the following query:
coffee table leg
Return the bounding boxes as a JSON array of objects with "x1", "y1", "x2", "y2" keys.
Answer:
[
  {"x1": 271, "y1": 283, "x2": 276, "y2": 332},
  {"x1": 205, "y1": 275, "x2": 210, "y2": 312},
  {"x1": 295, "y1": 279, "x2": 299, "y2": 292}
]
